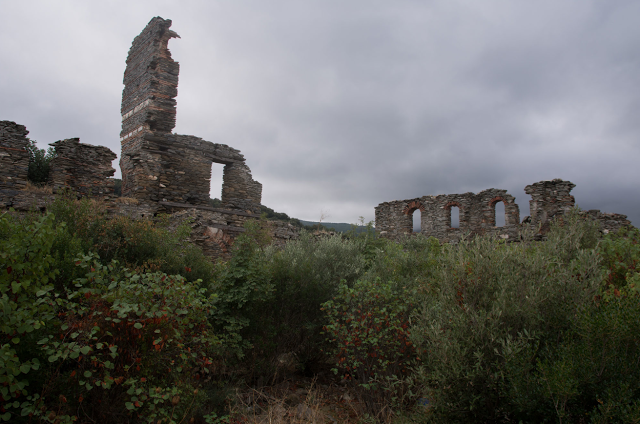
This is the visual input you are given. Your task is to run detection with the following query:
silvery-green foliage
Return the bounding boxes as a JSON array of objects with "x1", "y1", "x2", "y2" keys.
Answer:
[
  {"x1": 265, "y1": 230, "x2": 366, "y2": 289},
  {"x1": 409, "y1": 210, "x2": 605, "y2": 423}
]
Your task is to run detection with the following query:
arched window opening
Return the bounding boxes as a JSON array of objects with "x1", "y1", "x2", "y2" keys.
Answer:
[
  {"x1": 450, "y1": 206, "x2": 460, "y2": 228},
  {"x1": 209, "y1": 163, "x2": 224, "y2": 207},
  {"x1": 413, "y1": 209, "x2": 421, "y2": 233},
  {"x1": 495, "y1": 201, "x2": 505, "y2": 227}
]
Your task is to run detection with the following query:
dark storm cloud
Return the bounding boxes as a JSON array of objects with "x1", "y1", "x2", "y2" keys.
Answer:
[{"x1": 1, "y1": 0, "x2": 639, "y2": 224}]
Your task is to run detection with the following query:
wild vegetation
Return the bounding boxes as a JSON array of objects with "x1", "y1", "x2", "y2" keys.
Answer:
[{"x1": 1, "y1": 192, "x2": 639, "y2": 423}]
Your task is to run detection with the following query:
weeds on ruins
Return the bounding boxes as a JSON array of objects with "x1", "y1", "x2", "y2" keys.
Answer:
[{"x1": 2, "y1": 197, "x2": 640, "y2": 423}]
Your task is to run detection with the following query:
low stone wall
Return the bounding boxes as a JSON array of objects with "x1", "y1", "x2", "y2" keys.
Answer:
[
  {"x1": 163, "y1": 205, "x2": 299, "y2": 260},
  {"x1": 580, "y1": 210, "x2": 632, "y2": 234},
  {"x1": 49, "y1": 138, "x2": 117, "y2": 198}
]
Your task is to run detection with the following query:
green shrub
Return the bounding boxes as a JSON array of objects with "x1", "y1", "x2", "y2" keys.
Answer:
[
  {"x1": 46, "y1": 195, "x2": 215, "y2": 289},
  {"x1": 255, "y1": 231, "x2": 368, "y2": 375},
  {"x1": 0, "y1": 212, "x2": 61, "y2": 422},
  {"x1": 323, "y1": 278, "x2": 417, "y2": 422},
  {"x1": 409, "y1": 210, "x2": 605, "y2": 423},
  {"x1": 25, "y1": 139, "x2": 56, "y2": 185},
  {"x1": 0, "y1": 211, "x2": 229, "y2": 423},
  {"x1": 207, "y1": 226, "x2": 274, "y2": 361},
  {"x1": 598, "y1": 226, "x2": 640, "y2": 289}
]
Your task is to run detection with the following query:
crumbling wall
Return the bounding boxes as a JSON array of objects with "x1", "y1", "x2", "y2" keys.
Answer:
[
  {"x1": 49, "y1": 138, "x2": 117, "y2": 198},
  {"x1": 0, "y1": 121, "x2": 30, "y2": 193},
  {"x1": 120, "y1": 17, "x2": 262, "y2": 214},
  {"x1": 376, "y1": 179, "x2": 632, "y2": 243},
  {"x1": 164, "y1": 206, "x2": 298, "y2": 260},
  {"x1": 524, "y1": 179, "x2": 576, "y2": 232},
  {"x1": 120, "y1": 17, "x2": 179, "y2": 195},
  {"x1": 375, "y1": 188, "x2": 520, "y2": 243},
  {"x1": 580, "y1": 210, "x2": 632, "y2": 234}
]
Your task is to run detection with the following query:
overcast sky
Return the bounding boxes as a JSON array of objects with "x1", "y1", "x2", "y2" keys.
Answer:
[{"x1": 2, "y1": 1, "x2": 639, "y2": 225}]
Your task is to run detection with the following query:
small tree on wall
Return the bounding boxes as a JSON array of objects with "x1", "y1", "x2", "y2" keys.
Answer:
[{"x1": 25, "y1": 139, "x2": 56, "y2": 185}]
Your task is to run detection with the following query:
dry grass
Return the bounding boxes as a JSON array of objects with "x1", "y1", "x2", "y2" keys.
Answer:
[
  {"x1": 24, "y1": 181, "x2": 53, "y2": 194},
  {"x1": 225, "y1": 378, "x2": 368, "y2": 424}
]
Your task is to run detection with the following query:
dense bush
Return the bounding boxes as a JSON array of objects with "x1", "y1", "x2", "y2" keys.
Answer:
[
  {"x1": 323, "y1": 278, "x2": 417, "y2": 421},
  {"x1": 0, "y1": 211, "x2": 227, "y2": 423},
  {"x1": 25, "y1": 139, "x2": 56, "y2": 185},
  {"x1": 407, "y1": 211, "x2": 640, "y2": 423},
  {"x1": 46, "y1": 194, "x2": 215, "y2": 290},
  {"x1": 3, "y1": 201, "x2": 639, "y2": 423}
]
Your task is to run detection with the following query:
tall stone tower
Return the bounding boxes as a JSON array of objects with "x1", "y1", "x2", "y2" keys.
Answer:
[{"x1": 119, "y1": 17, "x2": 180, "y2": 196}]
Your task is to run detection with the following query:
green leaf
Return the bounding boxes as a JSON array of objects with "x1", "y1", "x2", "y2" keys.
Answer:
[
  {"x1": 84, "y1": 371, "x2": 92, "y2": 378},
  {"x1": 80, "y1": 346, "x2": 91, "y2": 355},
  {"x1": 19, "y1": 364, "x2": 30, "y2": 374},
  {"x1": 134, "y1": 323, "x2": 143, "y2": 329}
]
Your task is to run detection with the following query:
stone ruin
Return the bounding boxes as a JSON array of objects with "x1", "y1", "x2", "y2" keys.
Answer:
[
  {"x1": 1, "y1": 16, "x2": 634, "y2": 258},
  {"x1": 0, "y1": 121, "x2": 30, "y2": 194},
  {"x1": 120, "y1": 17, "x2": 262, "y2": 213},
  {"x1": 1, "y1": 122, "x2": 116, "y2": 210},
  {"x1": 375, "y1": 178, "x2": 632, "y2": 243},
  {"x1": 0, "y1": 17, "x2": 298, "y2": 260}
]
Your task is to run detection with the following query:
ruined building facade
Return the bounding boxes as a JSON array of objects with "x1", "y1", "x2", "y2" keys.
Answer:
[
  {"x1": 375, "y1": 178, "x2": 632, "y2": 243},
  {"x1": 0, "y1": 17, "x2": 297, "y2": 260},
  {"x1": 119, "y1": 17, "x2": 262, "y2": 213}
]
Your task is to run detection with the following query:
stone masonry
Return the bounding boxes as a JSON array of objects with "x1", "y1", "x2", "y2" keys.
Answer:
[
  {"x1": 524, "y1": 179, "x2": 576, "y2": 233},
  {"x1": 0, "y1": 16, "x2": 281, "y2": 261},
  {"x1": 376, "y1": 188, "x2": 520, "y2": 243},
  {"x1": 120, "y1": 17, "x2": 262, "y2": 214},
  {"x1": 375, "y1": 179, "x2": 632, "y2": 243},
  {"x1": 49, "y1": 138, "x2": 117, "y2": 198},
  {"x1": 0, "y1": 121, "x2": 30, "y2": 193}
]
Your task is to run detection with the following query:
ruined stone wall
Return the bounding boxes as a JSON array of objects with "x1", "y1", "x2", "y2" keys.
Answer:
[
  {"x1": 120, "y1": 17, "x2": 179, "y2": 195},
  {"x1": 524, "y1": 179, "x2": 576, "y2": 232},
  {"x1": 0, "y1": 121, "x2": 30, "y2": 193},
  {"x1": 164, "y1": 206, "x2": 298, "y2": 260},
  {"x1": 376, "y1": 179, "x2": 632, "y2": 243},
  {"x1": 120, "y1": 17, "x2": 262, "y2": 214},
  {"x1": 580, "y1": 210, "x2": 632, "y2": 234},
  {"x1": 48, "y1": 138, "x2": 117, "y2": 198},
  {"x1": 375, "y1": 188, "x2": 520, "y2": 243}
]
